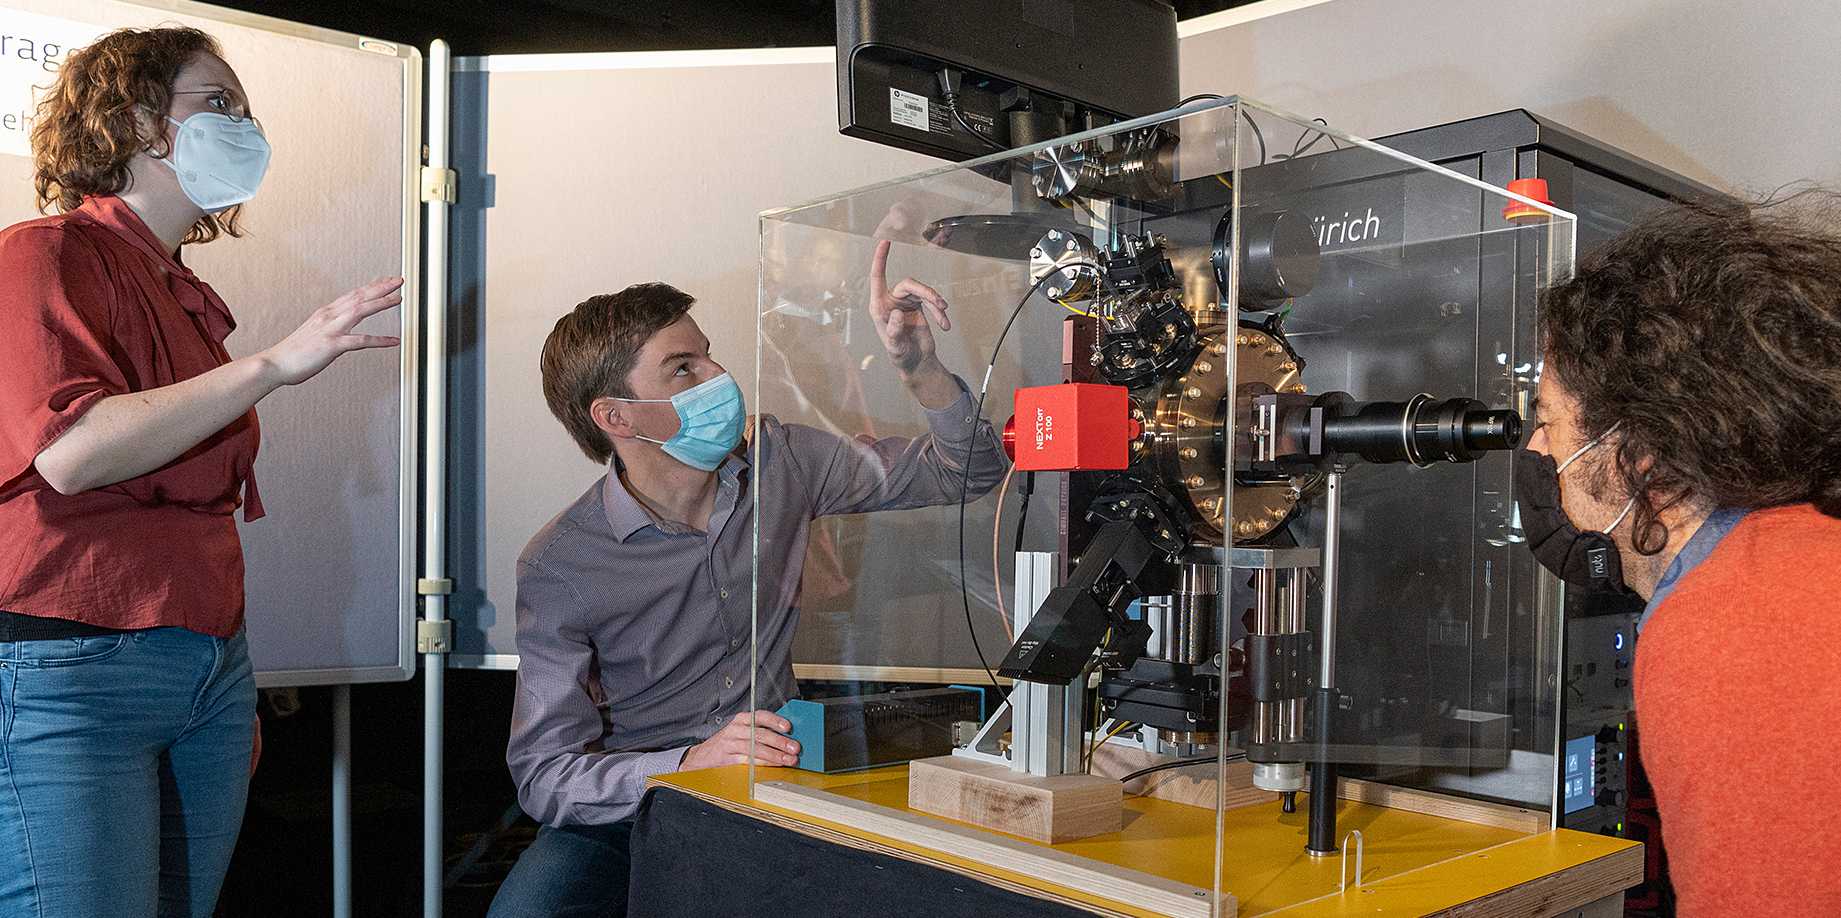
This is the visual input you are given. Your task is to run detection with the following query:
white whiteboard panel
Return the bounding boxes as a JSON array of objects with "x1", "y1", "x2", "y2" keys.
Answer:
[{"x1": 0, "y1": 0, "x2": 421, "y2": 686}]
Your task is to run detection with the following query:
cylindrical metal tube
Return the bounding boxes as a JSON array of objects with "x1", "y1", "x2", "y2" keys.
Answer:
[
  {"x1": 333, "y1": 684, "x2": 351, "y2": 918},
  {"x1": 423, "y1": 38, "x2": 452, "y2": 918},
  {"x1": 1321, "y1": 472, "x2": 1343, "y2": 687},
  {"x1": 1252, "y1": 761, "x2": 1305, "y2": 793},
  {"x1": 1250, "y1": 567, "x2": 1278, "y2": 745},
  {"x1": 1168, "y1": 564, "x2": 1220, "y2": 665},
  {"x1": 1282, "y1": 568, "x2": 1309, "y2": 740}
]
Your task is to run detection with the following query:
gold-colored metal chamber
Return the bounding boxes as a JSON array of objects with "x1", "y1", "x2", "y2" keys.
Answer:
[{"x1": 1146, "y1": 326, "x2": 1305, "y2": 545}]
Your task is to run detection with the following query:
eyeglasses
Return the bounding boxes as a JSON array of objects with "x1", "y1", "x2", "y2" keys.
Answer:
[{"x1": 170, "y1": 87, "x2": 252, "y2": 123}]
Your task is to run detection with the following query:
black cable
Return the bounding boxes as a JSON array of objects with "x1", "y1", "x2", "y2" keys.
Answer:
[
  {"x1": 1242, "y1": 108, "x2": 1268, "y2": 166},
  {"x1": 1117, "y1": 752, "x2": 1246, "y2": 785},
  {"x1": 1275, "y1": 118, "x2": 1341, "y2": 162},
  {"x1": 956, "y1": 263, "x2": 1106, "y2": 700},
  {"x1": 1013, "y1": 471, "x2": 1036, "y2": 555},
  {"x1": 936, "y1": 68, "x2": 1006, "y2": 153},
  {"x1": 948, "y1": 98, "x2": 1006, "y2": 152},
  {"x1": 1176, "y1": 93, "x2": 1265, "y2": 165}
]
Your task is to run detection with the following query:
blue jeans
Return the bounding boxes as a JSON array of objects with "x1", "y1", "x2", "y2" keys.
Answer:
[
  {"x1": 0, "y1": 627, "x2": 256, "y2": 918},
  {"x1": 488, "y1": 820, "x2": 634, "y2": 918}
]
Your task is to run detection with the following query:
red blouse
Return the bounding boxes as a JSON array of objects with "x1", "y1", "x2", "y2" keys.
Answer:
[{"x1": 0, "y1": 195, "x2": 262, "y2": 638}]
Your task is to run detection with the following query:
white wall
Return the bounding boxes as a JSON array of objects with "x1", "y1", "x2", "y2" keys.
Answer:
[{"x1": 1179, "y1": 0, "x2": 1841, "y2": 194}]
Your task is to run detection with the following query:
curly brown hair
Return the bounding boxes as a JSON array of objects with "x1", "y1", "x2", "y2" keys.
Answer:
[
  {"x1": 31, "y1": 26, "x2": 243, "y2": 244},
  {"x1": 1540, "y1": 189, "x2": 1841, "y2": 553}
]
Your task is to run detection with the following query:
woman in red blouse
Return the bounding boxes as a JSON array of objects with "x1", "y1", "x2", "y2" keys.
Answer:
[{"x1": 0, "y1": 27, "x2": 400, "y2": 917}]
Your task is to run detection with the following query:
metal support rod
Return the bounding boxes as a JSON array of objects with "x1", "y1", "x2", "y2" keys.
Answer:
[
  {"x1": 1308, "y1": 469, "x2": 1346, "y2": 856},
  {"x1": 1320, "y1": 470, "x2": 1343, "y2": 688},
  {"x1": 333, "y1": 684, "x2": 352, "y2": 918},
  {"x1": 1307, "y1": 688, "x2": 1339, "y2": 855},
  {"x1": 1283, "y1": 571, "x2": 1307, "y2": 740},
  {"x1": 422, "y1": 38, "x2": 452, "y2": 918}
]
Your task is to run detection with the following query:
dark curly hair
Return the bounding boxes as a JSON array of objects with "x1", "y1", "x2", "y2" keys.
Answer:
[
  {"x1": 1539, "y1": 189, "x2": 1841, "y2": 553},
  {"x1": 30, "y1": 26, "x2": 244, "y2": 244}
]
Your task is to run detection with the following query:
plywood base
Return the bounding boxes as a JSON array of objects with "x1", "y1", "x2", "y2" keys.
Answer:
[
  {"x1": 754, "y1": 779, "x2": 1222, "y2": 918},
  {"x1": 1088, "y1": 743, "x2": 1551, "y2": 833},
  {"x1": 908, "y1": 755, "x2": 1123, "y2": 844}
]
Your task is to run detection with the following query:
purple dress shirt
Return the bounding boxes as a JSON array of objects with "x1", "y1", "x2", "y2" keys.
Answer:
[{"x1": 507, "y1": 382, "x2": 1004, "y2": 825}]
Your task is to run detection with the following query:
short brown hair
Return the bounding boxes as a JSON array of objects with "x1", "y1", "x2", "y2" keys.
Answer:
[
  {"x1": 31, "y1": 26, "x2": 244, "y2": 244},
  {"x1": 541, "y1": 283, "x2": 696, "y2": 464},
  {"x1": 1539, "y1": 189, "x2": 1841, "y2": 552}
]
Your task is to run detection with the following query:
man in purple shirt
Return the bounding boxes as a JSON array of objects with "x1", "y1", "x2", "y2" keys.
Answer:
[{"x1": 488, "y1": 242, "x2": 1007, "y2": 918}]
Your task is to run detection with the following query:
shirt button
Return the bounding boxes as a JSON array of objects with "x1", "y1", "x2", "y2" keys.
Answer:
[
  {"x1": 724, "y1": 676, "x2": 734, "y2": 688},
  {"x1": 729, "y1": 637, "x2": 740, "y2": 650},
  {"x1": 720, "y1": 589, "x2": 729, "y2": 600}
]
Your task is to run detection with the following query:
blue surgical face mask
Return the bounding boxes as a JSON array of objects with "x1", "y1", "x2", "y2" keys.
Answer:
[
  {"x1": 159, "y1": 112, "x2": 272, "y2": 212},
  {"x1": 616, "y1": 373, "x2": 746, "y2": 471}
]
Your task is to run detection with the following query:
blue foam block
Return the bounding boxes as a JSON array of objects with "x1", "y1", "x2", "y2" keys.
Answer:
[{"x1": 775, "y1": 699, "x2": 825, "y2": 772}]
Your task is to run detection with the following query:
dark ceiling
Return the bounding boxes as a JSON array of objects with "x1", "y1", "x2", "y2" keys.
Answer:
[{"x1": 210, "y1": 1, "x2": 1254, "y2": 56}]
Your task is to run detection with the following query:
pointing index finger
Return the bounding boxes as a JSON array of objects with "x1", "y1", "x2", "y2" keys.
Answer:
[{"x1": 869, "y1": 239, "x2": 891, "y2": 291}]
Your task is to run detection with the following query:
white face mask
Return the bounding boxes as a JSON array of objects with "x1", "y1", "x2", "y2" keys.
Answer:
[
  {"x1": 1556, "y1": 421, "x2": 1637, "y2": 535},
  {"x1": 158, "y1": 112, "x2": 272, "y2": 212}
]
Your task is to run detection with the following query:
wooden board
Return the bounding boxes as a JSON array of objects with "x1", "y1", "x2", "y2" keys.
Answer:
[
  {"x1": 1089, "y1": 742, "x2": 1551, "y2": 833},
  {"x1": 754, "y1": 780, "x2": 1222, "y2": 918},
  {"x1": 1442, "y1": 843, "x2": 1643, "y2": 917},
  {"x1": 909, "y1": 756, "x2": 1123, "y2": 843},
  {"x1": 1336, "y1": 776, "x2": 1551, "y2": 834},
  {"x1": 1089, "y1": 743, "x2": 1271, "y2": 811}
]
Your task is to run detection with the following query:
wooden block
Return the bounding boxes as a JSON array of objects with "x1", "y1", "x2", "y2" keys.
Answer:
[
  {"x1": 1089, "y1": 742, "x2": 1274, "y2": 811},
  {"x1": 907, "y1": 755, "x2": 1123, "y2": 843}
]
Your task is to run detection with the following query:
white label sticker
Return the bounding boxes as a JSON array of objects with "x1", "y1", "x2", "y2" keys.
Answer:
[
  {"x1": 0, "y1": 10, "x2": 104, "y2": 159},
  {"x1": 889, "y1": 87, "x2": 930, "y2": 133}
]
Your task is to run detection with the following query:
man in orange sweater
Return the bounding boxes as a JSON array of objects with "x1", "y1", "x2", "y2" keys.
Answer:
[{"x1": 1520, "y1": 193, "x2": 1841, "y2": 916}]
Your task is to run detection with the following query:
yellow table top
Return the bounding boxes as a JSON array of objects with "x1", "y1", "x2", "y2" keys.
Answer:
[{"x1": 652, "y1": 764, "x2": 1641, "y2": 917}]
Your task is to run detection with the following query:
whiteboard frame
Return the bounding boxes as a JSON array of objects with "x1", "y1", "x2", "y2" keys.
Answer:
[{"x1": 89, "y1": 0, "x2": 426, "y2": 687}]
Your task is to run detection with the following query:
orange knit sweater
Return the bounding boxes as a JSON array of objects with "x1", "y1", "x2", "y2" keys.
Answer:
[{"x1": 1634, "y1": 504, "x2": 1841, "y2": 916}]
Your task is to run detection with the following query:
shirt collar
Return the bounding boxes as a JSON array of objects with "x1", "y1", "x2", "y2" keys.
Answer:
[
  {"x1": 600, "y1": 448, "x2": 750, "y2": 542},
  {"x1": 1638, "y1": 507, "x2": 1749, "y2": 633},
  {"x1": 71, "y1": 195, "x2": 238, "y2": 341}
]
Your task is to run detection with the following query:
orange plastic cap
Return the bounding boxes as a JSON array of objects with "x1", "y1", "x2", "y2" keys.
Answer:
[{"x1": 1503, "y1": 178, "x2": 1553, "y2": 221}]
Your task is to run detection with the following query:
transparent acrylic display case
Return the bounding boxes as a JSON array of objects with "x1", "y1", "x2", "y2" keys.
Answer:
[{"x1": 748, "y1": 97, "x2": 1575, "y2": 916}]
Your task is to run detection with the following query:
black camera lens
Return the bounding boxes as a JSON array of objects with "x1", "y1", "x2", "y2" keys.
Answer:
[{"x1": 1322, "y1": 395, "x2": 1523, "y2": 466}]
